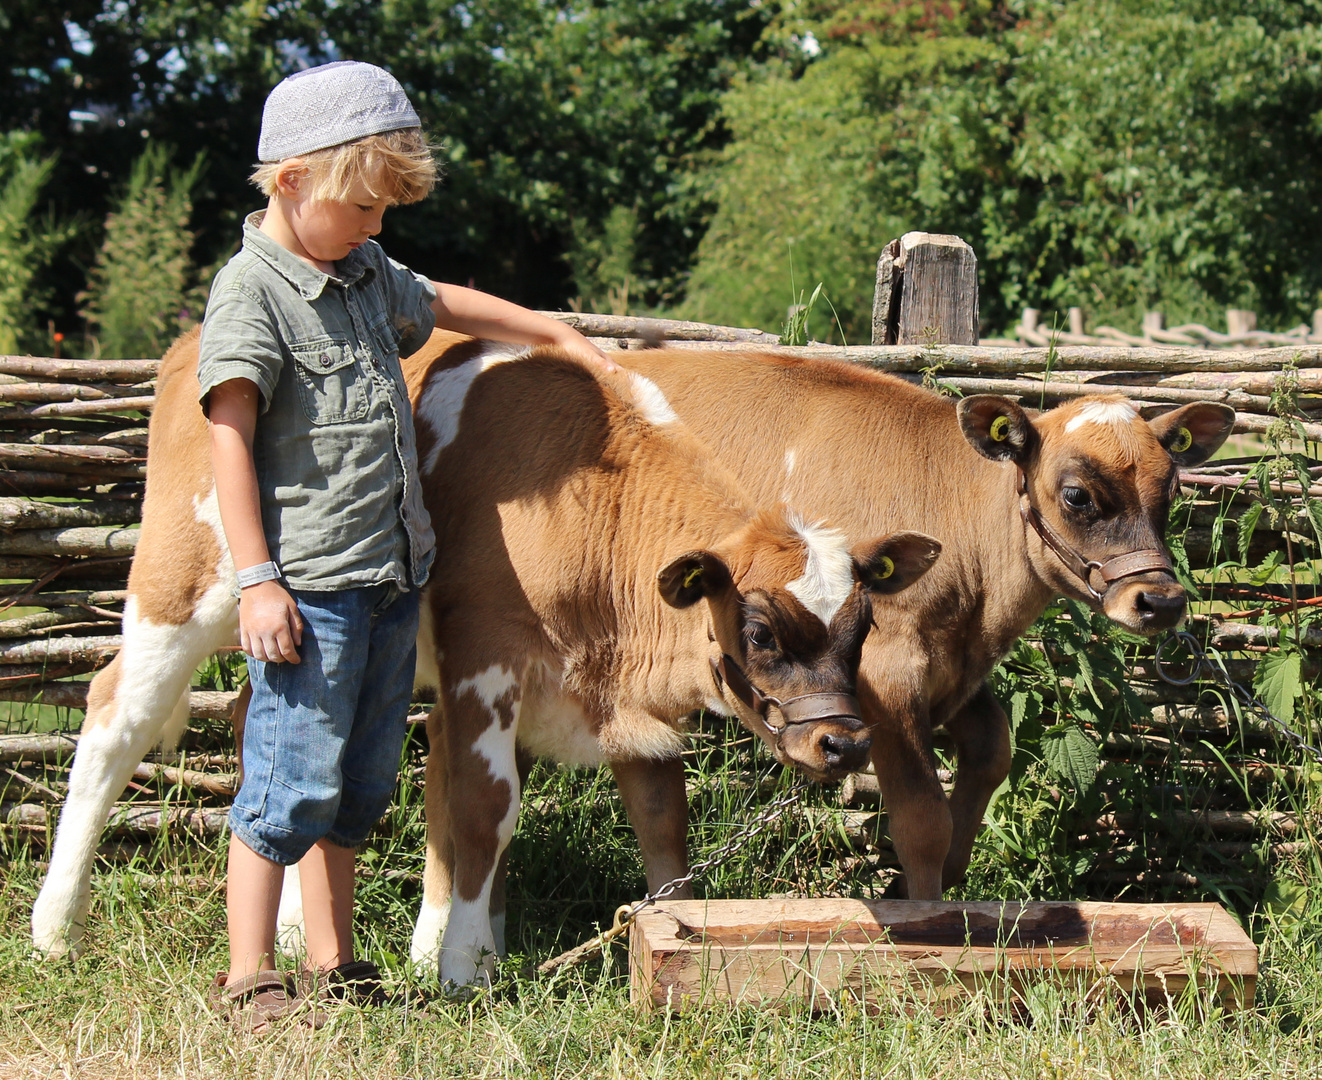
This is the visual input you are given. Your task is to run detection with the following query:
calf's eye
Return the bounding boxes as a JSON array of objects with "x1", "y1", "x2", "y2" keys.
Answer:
[
  {"x1": 746, "y1": 624, "x2": 776, "y2": 650},
  {"x1": 1061, "y1": 486, "x2": 1092, "y2": 511}
]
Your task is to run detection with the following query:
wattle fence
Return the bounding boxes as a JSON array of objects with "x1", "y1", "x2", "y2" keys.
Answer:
[{"x1": 0, "y1": 234, "x2": 1318, "y2": 903}]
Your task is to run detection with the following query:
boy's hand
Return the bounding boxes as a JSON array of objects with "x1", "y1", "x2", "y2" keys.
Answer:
[
  {"x1": 240, "y1": 580, "x2": 304, "y2": 664},
  {"x1": 551, "y1": 326, "x2": 621, "y2": 375},
  {"x1": 429, "y1": 282, "x2": 622, "y2": 374}
]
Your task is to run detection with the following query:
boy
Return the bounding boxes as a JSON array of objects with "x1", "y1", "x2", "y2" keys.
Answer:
[{"x1": 200, "y1": 60, "x2": 614, "y2": 1029}]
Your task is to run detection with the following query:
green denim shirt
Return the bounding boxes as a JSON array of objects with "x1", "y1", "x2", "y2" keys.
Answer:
[{"x1": 198, "y1": 211, "x2": 437, "y2": 590}]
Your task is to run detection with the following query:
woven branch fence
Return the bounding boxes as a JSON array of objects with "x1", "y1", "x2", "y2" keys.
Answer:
[{"x1": 1, "y1": 238, "x2": 1319, "y2": 902}]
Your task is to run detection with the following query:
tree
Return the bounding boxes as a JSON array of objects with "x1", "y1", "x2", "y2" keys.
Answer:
[
  {"x1": 683, "y1": 0, "x2": 1322, "y2": 338},
  {"x1": 0, "y1": 131, "x2": 76, "y2": 354},
  {"x1": 0, "y1": 0, "x2": 770, "y2": 335},
  {"x1": 80, "y1": 144, "x2": 205, "y2": 359}
]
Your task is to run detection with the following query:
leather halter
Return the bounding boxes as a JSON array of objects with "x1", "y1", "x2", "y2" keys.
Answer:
[
  {"x1": 1016, "y1": 469, "x2": 1173, "y2": 601},
  {"x1": 709, "y1": 653, "x2": 862, "y2": 739}
]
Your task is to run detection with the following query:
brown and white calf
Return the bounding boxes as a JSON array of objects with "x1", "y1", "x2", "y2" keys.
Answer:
[
  {"x1": 607, "y1": 347, "x2": 1235, "y2": 901},
  {"x1": 401, "y1": 337, "x2": 938, "y2": 984},
  {"x1": 29, "y1": 328, "x2": 938, "y2": 969}
]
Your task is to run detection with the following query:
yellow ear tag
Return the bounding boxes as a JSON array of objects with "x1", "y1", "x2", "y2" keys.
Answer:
[
  {"x1": 1171, "y1": 427, "x2": 1194, "y2": 454},
  {"x1": 873, "y1": 556, "x2": 895, "y2": 583},
  {"x1": 683, "y1": 566, "x2": 704, "y2": 590},
  {"x1": 990, "y1": 415, "x2": 1012, "y2": 442}
]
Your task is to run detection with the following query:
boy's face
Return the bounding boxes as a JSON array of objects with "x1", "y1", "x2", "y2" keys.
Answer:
[{"x1": 278, "y1": 169, "x2": 395, "y2": 269}]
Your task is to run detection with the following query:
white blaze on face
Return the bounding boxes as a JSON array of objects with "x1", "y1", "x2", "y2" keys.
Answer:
[
  {"x1": 417, "y1": 343, "x2": 529, "y2": 473},
  {"x1": 784, "y1": 512, "x2": 854, "y2": 627},
  {"x1": 1064, "y1": 398, "x2": 1144, "y2": 461},
  {"x1": 627, "y1": 372, "x2": 679, "y2": 426},
  {"x1": 1064, "y1": 399, "x2": 1138, "y2": 434}
]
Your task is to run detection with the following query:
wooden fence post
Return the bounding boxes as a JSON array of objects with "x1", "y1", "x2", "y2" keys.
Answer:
[
  {"x1": 871, "y1": 232, "x2": 979, "y2": 346},
  {"x1": 1227, "y1": 309, "x2": 1257, "y2": 347}
]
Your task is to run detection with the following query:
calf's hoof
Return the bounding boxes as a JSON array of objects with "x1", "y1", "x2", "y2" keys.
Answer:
[{"x1": 31, "y1": 912, "x2": 84, "y2": 961}]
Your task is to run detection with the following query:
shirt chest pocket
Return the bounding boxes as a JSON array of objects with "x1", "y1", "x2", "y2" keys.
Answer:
[{"x1": 292, "y1": 341, "x2": 370, "y2": 424}]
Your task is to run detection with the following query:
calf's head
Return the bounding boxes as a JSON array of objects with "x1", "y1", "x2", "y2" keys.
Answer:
[
  {"x1": 657, "y1": 515, "x2": 941, "y2": 781},
  {"x1": 958, "y1": 394, "x2": 1234, "y2": 634}
]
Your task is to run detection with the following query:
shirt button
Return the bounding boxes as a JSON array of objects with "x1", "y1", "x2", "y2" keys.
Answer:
[{"x1": 319, "y1": 353, "x2": 331, "y2": 368}]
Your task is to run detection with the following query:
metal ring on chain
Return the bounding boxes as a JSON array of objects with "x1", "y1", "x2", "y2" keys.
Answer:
[
  {"x1": 1154, "y1": 630, "x2": 1204, "y2": 686},
  {"x1": 1153, "y1": 629, "x2": 1322, "y2": 765}
]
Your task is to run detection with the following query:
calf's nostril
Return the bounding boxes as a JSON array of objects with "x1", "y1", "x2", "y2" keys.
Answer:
[
  {"x1": 819, "y1": 731, "x2": 870, "y2": 771},
  {"x1": 1137, "y1": 591, "x2": 1185, "y2": 626}
]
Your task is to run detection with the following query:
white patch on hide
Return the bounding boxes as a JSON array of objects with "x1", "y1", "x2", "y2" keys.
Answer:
[
  {"x1": 410, "y1": 896, "x2": 451, "y2": 965},
  {"x1": 627, "y1": 372, "x2": 679, "y2": 426},
  {"x1": 417, "y1": 344, "x2": 529, "y2": 473},
  {"x1": 784, "y1": 512, "x2": 854, "y2": 627},
  {"x1": 516, "y1": 687, "x2": 606, "y2": 766},
  {"x1": 454, "y1": 664, "x2": 519, "y2": 725}
]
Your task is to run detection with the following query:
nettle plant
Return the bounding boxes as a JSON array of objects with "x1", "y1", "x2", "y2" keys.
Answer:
[{"x1": 977, "y1": 599, "x2": 1147, "y2": 894}]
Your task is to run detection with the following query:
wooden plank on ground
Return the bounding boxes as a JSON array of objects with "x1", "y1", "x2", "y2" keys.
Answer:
[{"x1": 630, "y1": 899, "x2": 1257, "y2": 1014}]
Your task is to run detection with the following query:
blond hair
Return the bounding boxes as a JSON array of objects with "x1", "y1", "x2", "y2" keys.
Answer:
[{"x1": 250, "y1": 128, "x2": 439, "y2": 205}]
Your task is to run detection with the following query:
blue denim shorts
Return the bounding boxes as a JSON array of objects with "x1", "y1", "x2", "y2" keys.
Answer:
[{"x1": 229, "y1": 583, "x2": 420, "y2": 866}]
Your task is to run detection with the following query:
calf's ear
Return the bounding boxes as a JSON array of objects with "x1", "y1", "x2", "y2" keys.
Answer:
[
  {"x1": 1147, "y1": 402, "x2": 1235, "y2": 466},
  {"x1": 958, "y1": 396, "x2": 1037, "y2": 464},
  {"x1": 852, "y1": 532, "x2": 941, "y2": 595},
  {"x1": 657, "y1": 550, "x2": 734, "y2": 609}
]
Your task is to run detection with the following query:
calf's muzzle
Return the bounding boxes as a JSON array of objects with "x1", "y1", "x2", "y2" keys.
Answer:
[{"x1": 710, "y1": 653, "x2": 872, "y2": 776}]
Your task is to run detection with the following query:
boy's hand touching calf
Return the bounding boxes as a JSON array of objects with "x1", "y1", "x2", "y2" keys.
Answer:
[{"x1": 430, "y1": 282, "x2": 621, "y2": 375}]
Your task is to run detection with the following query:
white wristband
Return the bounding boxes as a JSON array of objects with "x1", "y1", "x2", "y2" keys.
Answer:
[{"x1": 236, "y1": 561, "x2": 281, "y2": 589}]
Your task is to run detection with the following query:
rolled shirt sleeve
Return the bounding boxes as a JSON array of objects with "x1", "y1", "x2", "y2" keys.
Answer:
[
  {"x1": 379, "y1": 256, "x2": 437, "y2": 359},
  {"x1": 198, "y1": 277, "x2": 284, "y2": 415}
]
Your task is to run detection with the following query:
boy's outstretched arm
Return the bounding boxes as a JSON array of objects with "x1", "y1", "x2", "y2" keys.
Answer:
[
  {"x1": 208, "y1": 378, "x2": 304, "y2": 664},
  {"x1": 429, "y1": 282, "x2": 620, "y2": 374}
]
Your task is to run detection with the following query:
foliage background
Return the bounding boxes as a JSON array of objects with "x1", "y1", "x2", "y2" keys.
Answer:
[{"x1": 4, "y1": 0, "x2": 1322, "y2": 354}]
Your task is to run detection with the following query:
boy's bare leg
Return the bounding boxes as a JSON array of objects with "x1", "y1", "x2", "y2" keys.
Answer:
[
  {"x1": 297, "y1": 839, "x2": 356, "y2": 970},
  {"x1": 226, "y1": 837, "x2": 284, "y2": 982}
]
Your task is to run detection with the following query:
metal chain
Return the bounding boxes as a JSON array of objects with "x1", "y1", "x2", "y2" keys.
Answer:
[
  {"x1": 1154, "y1": 629, "x2": 1322, "y2": 765},
  {"x1": 537, "y1": 777, "x2": 809, "y2": 976}
]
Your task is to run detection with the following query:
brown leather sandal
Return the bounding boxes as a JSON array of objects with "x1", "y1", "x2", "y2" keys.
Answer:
[
  {"x1": 208, "y1": 970, "x2": 327, "y2": 1033},
  {"x1": 298, "y1": 960, "x2": 392, "y2": 1008}
]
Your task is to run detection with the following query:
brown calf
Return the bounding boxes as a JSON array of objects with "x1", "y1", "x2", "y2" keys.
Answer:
[
  {"x1": 29, "y1": 328, "x2": 939, "y2": 974},
  {"x1": 617, "y1": 347, "x2": 1235, "y2": 901},
  {"x1": 402, "y1": 336, "x2": 939, "y2": 983}
]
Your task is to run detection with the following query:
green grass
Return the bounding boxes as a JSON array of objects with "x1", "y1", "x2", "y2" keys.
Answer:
[
  {"x1": 2, "y1": 708, "x2": 1322, "y2": 1078},
  {"x1": 2, "y1": 415, "x2": 1319, "y2": 1075}
]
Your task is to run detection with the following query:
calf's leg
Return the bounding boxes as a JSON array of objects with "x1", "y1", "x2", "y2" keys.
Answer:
[
  {"x1": 610, "y1": 754, "x2": 691, "y2": 898},
  {"x1": 411, "y1": 703, "x2": 454, "y2": 967},
  {"x1": 861, "y1": 680, "x2": 950, "y2": 900},
  {"x1": 940, "y1": 682, "x2": 1012, "y2": 890},
  {"x1": 438, "y1": 665, "x2": 523, "y2": 985},
  {"x1": 487, "y1": 747, "x2": 535, "y2": 957},
  {"x1": 32, "y1": 588, "x2": 237, "y2": 958}
]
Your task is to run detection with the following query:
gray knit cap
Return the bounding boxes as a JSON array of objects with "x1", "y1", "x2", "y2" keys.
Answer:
[{"x1": 258, "y1": 61, "x2": 421, "y2": 162}]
